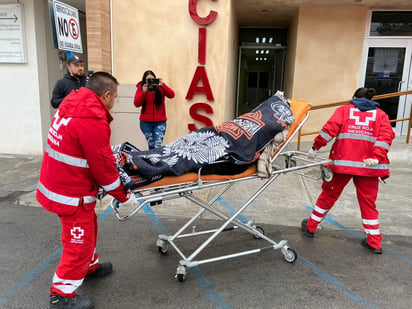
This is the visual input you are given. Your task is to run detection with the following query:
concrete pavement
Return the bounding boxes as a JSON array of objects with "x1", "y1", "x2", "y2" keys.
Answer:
[{"x1": 1, "y1": 137, "x2": 412, "y2": 308}]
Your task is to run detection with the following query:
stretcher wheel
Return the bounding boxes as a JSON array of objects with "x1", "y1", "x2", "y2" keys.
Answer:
[
  {"x1": 253, "y1": 226, "x2": 265, "y2": 239},
  {"x1": 158, "y1": 244, "x2": 169, "y2": 255},
  {"x1": 282, "y1": 248, "x2": 297, "y2": 263},
  {"x1": 320, "y1": 166, "x2": 333, "y2": 183},
  {"x1": 156, "y1": 239, "x2": 169, "y2": 255},
  {"x1": 177, "y1": 273, "x2": 186, "y2": 282},
  {"x1": 175, "y1": 266, "x2": 186, "y2": 282}
]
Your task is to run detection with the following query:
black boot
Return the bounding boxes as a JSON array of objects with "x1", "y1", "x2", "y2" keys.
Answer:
[
  {"x1": 49, "y1": 294, "x2": 93, "y2": 309},
  {"x1": 86, "y1": 262, "x2": 112, "y2": 278},
  {"x1": 361, "y1": 239, "x2": 382, "y2": 254},
  {"x1": 301, "y1": 219, "x2": 315, "y2": 238}
]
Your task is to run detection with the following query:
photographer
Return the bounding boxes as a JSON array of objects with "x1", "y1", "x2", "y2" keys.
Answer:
[{"x1": 134, "y1": 70, "x2": 175, "y2": 149}]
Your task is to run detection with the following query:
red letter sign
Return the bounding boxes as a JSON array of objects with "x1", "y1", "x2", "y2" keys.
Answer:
[
  {"x1": 198, "y1": 28, "x2": 206, "y2": 64},
  {"x1": 185, "y1": 66, "x2": 215, "y2": 101},
  {"x1": 188, "y1": 103, "x2": 214, "y2": 131},
  {"x1": 189, "y1": 0, "x2": 218, "y2": 25}
]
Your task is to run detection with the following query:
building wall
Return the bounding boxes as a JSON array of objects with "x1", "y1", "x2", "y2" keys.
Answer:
[
  {"x1": 85, "y1": 0, "x2": 111, "y2": 72},
  {"x1": 0, "y1": 0, "x2": 47, "y2": 154},
  {"x1": 223, "y1": 0, "x2": 238, "y2": 121},
  {"x1": 284, "y1": 9, "x2": 299, "y2": 99},
  {"x1": 291, "y1": 7, "x2": 368, "y2": 135},
  {"x1": 109, "y1": 0, "x2": 235, "y2": 148},
  {"x1": 1, "y1": 1, "x2": 409, "y2": 155},
  {"x1": 107, "y1": 4, "x2": 370, "y2": 146},
  {"x1": 0, "y1": 0, "x2": 88, "y2": 155}
]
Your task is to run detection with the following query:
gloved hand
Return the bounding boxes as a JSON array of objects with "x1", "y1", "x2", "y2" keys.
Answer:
[
  {"x1": 308, "y1": 147, "x2": 318, "y2": 159},
  {"x1": 120, "y1": 192, "x2": 139, "y2": 207},
  {"x1": 363, "y1": 158, "x2": 379, "y2": 166}
]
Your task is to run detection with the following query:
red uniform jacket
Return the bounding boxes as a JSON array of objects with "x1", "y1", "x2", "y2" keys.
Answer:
[
  {"x1": 133, "y1": 82, "x2": 175, "y2": 122},
  {"x1": 36, "y1": 88, "x2": 128, "y2": 216},
  {"x1": 313, "y1": 103, "x2": 395, "y2": 179}
]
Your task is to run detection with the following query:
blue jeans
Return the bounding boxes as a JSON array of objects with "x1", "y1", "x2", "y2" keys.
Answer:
[{"x1": 140, "y1": 121, "x2": 166, "y2": 149}]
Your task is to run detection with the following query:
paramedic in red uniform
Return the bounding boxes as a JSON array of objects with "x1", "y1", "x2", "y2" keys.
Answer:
[
  {"x1": 301, "y1": 87, "x2": 395, "y2": 254},
  {"x1": 36, "y1": 72, "x2": 138, "y2": 309}
]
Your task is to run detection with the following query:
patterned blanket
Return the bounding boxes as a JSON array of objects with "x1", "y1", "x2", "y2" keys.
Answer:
[{"x1": 113, "y1": 91, "x2": 295, "y2": 189}]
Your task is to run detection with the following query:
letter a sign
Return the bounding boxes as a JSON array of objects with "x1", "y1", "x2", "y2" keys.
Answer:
[{"x1": 52, "y1": 0, "x2": 83, "y2": 53}]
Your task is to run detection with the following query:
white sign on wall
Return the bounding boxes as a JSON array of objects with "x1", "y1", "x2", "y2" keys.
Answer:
[
  {"x1": 52, "y1": 0, "x2": 83, "y2": 53},
  {"x1": 0, "y1": 3, "x2": 27, "y2": 63}
]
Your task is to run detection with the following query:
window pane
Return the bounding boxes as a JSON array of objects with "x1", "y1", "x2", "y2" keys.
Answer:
[
  {"x1": 370, "y1": 11, "x2": 412, "y2": 36},
  {"x1": 364, "y1": 47, "x2": 405, "y2": 125}
]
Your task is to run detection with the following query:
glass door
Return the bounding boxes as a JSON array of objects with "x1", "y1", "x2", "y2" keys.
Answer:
[
  {"x1": 236, "y1": 46, "x2": 286, "y2": 117},
  {"x1": 360, "y1": 39, "x2": 412, "y2": 135}
]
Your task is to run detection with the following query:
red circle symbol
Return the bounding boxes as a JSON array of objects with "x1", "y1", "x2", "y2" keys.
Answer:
[{"x1": 69, "y1": 18, "x2": 79, "y2": 40}]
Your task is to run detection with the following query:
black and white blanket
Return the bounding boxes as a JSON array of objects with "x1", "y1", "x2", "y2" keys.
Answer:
[{"x1": 113, "y1": 91, "x2": 295, "y2": 189}]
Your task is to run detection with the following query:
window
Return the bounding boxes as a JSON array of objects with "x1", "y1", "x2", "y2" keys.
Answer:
[{"x1": 370, "y1": 11, "x2": 412, "y2": 36}]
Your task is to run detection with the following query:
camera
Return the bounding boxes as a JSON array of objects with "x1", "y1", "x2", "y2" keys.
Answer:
[{"x1": 147, "y1": 78, "x2": 160, "y2": 91}]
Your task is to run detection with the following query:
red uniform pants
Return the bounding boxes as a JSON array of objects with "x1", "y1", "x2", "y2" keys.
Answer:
[
  {"x1": 50, "y1": 204, "x2": 99, "y2": 297},
  {"x1": 307, "y1": 173, "x2": 382, "y2": 249}
]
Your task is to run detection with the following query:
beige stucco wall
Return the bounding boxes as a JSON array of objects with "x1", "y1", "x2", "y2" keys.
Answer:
[
  {"x1": 110, "y1": 0, "x2": 236, "y2": 149},
  {"x1": 284, "y1": 9, "x2": 299, "y2": 99},
  {"x1": 291, "y1": 7, "x2": 368, "y2": 137},
  {"x1": 223, "y1": 0, "x2": 238, "y2": 121}
]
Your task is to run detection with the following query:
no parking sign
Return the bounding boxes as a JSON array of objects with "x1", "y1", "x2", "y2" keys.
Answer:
[{"x1": 52, "y1": 0, "x2": 82, "y2": 53}]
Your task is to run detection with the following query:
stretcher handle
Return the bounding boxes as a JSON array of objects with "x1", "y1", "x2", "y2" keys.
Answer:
[{"x1": 110, "y1": 197, "x2": 146, "y2": 221}]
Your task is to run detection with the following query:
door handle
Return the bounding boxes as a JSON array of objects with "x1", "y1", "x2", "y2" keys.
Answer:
[{"x1": 397, "y1": 80, "x2": 405, "y2": 92}]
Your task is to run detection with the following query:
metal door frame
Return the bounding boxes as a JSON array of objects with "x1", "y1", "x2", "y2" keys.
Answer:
[
  {"x1": 360, "y1": 38, "x2": 412, "y2": 135},
  {"x1": 235, "y1": 45, "x2": 286, "y2": 117}
]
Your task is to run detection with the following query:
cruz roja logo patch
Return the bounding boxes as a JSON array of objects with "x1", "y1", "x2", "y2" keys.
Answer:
[
  {"x1": 350, "y1": 108, "x2": 376, "y2": 126},
  {"x1": 70, "y1": 226, "x2": 85, "y2": 244}
]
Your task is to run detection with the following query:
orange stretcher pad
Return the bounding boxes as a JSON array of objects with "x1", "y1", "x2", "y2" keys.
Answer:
[{"x1": 136, "y1": 99, "x2": 311, "y2": 189}]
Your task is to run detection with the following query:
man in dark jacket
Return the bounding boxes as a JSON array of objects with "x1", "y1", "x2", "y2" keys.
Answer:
[{"x1": 50, "y1": 54, "x2": 87, "y2": 108}]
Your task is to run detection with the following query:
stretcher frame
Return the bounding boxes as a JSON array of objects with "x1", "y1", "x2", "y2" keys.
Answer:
[{"x1": 110, "y1": 100, "x2": 331, "y2": 282}]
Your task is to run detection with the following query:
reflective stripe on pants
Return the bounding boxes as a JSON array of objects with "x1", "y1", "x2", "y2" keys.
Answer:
[
  {"x1": 50, "y1": 204, "x2": 99, "y2": 297},
  {"x1": 307, "y1": 173, "x2": 382, "y2": 248}
]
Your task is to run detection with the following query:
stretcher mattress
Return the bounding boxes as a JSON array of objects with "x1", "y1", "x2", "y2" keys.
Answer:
[
  {"x1": 112, "y1": 93, "x2": 311, "y2": 190},
  {"x1": 134, "y1": 98, "x2": 311, "y2": 189}
]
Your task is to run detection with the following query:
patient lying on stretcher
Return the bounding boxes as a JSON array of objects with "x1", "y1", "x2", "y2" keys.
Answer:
[{"x1": 112, "y1": 91, "x2": 295, "y2": 190}]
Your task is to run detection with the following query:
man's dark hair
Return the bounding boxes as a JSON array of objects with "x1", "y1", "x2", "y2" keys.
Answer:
[{"x1": 87, "y1": 71, "x2": 119, "y2": 96}]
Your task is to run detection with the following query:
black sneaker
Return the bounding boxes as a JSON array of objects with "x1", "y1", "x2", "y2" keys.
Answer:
[
  {"x1": 361, "y1": 239, "x2": 382, "y2": 254},
  {"x1": 301, "y1": 219, "x2": 315, "y2": 238},
  {"x1": 86, "y1": 262, "x2": 112, "y2": 278},
  {"x1": 49, "y1": 294, "x2": 93, "y2": 309}
]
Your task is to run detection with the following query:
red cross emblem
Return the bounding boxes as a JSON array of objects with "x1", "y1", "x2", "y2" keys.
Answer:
[
  {"x1": 71, "y1": 227, "x2": 84, "y2": 239},
  {"x1": 349, "y1": 108, "x2": 376, "y2": 126}
]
